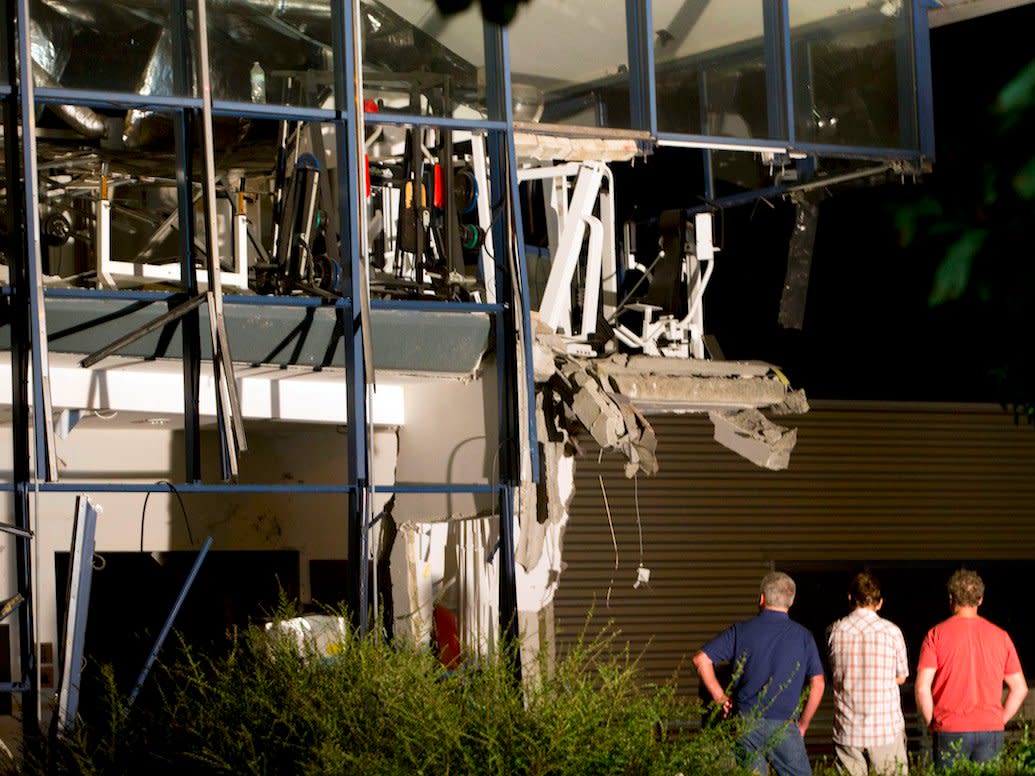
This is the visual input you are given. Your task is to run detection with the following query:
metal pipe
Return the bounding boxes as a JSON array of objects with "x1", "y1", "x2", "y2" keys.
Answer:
[{"x1": 127, "y1": 536, "x2": 213, "y2": 708}]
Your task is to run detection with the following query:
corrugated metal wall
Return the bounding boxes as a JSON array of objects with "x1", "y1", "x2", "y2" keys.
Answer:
[{"x1": 554, "y1": 401, "x2": 1035, "y2": 704}]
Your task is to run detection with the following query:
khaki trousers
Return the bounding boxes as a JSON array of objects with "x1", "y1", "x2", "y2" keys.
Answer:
[{"x1": 834, "y1": 735, "x2": 908, "y2": 776}]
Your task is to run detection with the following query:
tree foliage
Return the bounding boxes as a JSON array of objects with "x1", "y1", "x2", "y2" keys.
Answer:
[{"x1": 896, "y1": 58, "x2": 1035, "y2": 424}]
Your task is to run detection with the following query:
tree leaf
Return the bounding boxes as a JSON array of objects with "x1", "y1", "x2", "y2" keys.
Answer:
[
  {"x1": 929, "y1": 229, "x2": 987, "y2": 306},
  {"x1": 1012, "y1": 156, "x2": 1035, "y2": 200}
]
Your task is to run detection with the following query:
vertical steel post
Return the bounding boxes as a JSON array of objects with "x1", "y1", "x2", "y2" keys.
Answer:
[
  {"x1": 483, "y1": 19, "x2": 529, "y2": 659},
  {"x1": 172, "y1": 0, "x2": 202, "y2": 483},
  {"x1": 16, "y1": 0, "x2": 57, "y2": 481},
  {"x1": 3, "y1": 0, "x2": 38, "y2": 731},
  {"x1": 338, "y1": 0, "x2": 372, "y2": 633},
  {"x1": 779, "y1": 0, "x2": 795, "y2": 145},
  {"x1": 910, "y1": 0, "x2": 936, "y2": 161},
  {"x1": 762, "y1": 0, "x2": 790, "y2": 141},
  {"x1": 625, "y1": 0, "x2": 657, "y2": 137}
]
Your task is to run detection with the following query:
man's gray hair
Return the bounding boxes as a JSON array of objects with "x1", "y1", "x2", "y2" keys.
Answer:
[{"x1": 761, "y1": 571, "x2": 796, "y2": 608}]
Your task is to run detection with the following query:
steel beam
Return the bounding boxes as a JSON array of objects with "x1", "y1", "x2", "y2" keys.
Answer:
[
  {"x1": 194, "y1": 0, "x2": 248, "y2": 479},
  {"x1": 3, "y1": 0, "x2": 38, "y2": 730},
  {"x1": 339, "y1": 0, "x2": 373, "y2": 633},
  {"x1": 16, "y1": 0, "x2": 57, "y2": 481},
  {"x1": 171, "y1": 53, "x2": 203, "y2": 482}
]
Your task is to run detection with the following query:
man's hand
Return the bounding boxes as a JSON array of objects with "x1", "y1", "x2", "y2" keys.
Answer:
[
  {"x1": 1003, "y1": 672, "x2": 1028, "y2": 726},
  {"x1": 716, "y1": 693, "x2": 732, "y2": 718},
  {"x1": 797, "y1": 674, "x2": 825, "y2": 737},
  {"x1": 915, "y1": 667, "x2": 936, "y2": 729},
  {"x1": 693, "y1": 650, "x2": 732, "y2": 718}
]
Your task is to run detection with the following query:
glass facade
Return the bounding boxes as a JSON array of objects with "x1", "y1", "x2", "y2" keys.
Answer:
[
  {"x1": 654, "y1": 0, "x2": 773, "y2": 139},
  {"x1": 362, "y1": 0, "x2": 486, "y2": 118},
  {"x1": 790, "y1": 0, "x2": 917, "y2": 150},
  {"x1": 29, "y1": 0, "x2": 193, "y2": 97},
  {"x1": 207, "y1": 0, "x2": 334, "y2": 108},
  {"x1": 508, "y1": 0, "x2": 631, "y2": 128}
]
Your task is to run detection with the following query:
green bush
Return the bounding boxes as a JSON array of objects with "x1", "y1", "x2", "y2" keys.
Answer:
[
  {"x1": 13, "y1": 612, "x2": 758, "y2": 776},
  {"x1": 12, "y1": 617, "x2": 1032, "y2": 775}
]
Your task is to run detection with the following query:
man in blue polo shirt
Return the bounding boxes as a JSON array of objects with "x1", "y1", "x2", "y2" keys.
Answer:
[{"x1": 693, "y1": 571, "x2": 825, "y2": 776}]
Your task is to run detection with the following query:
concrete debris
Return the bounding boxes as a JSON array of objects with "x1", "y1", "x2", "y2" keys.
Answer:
[
  {"x1": 770, "y1": 388, "x2": 810, "y2": 416},
  {"x1": 534, "y1": 331, "x2": 806, "y2": 473},
  {"x1": 552, "y1": 358, "x2": 659, "y2": 477},
  {"x1": 709, "y1": 409, "x2": 797, "y2": 471},
  {"x1": 514, "y1": 132, "x2": 639, "y2": 163},
  {"x1": 595, "y1": 354, "x2": 795, "y2": 411}
]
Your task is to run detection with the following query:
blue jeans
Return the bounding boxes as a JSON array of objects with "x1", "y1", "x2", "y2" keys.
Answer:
[
  {"x1": 933, "y1": 731, "x2": 1004, "y2": 768},
  {"x1": 737, "y1": 717, "x2": 812, "y2": 776}
]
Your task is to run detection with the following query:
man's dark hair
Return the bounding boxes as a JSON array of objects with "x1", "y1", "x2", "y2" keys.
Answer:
[
  {"x1": 948, "y1": 569, "x2": 984, "y2": 607},
  {"x1": 849, "y1": 572, "x2": 882, "y2": 607}
]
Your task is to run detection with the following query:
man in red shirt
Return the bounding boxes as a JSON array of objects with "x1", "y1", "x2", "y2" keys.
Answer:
[{"x1": 915, "y1": 569, "x2": 1028, "y2": 768}]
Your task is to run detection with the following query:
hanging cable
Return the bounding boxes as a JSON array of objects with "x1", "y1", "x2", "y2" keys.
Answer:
[
  {"x1": 139, "y1": 480, "x2": 196, "y2": 552},
  {"x1": 598, "y1": 452, "x2": 619, "y2": 608},
  {"x1": 633, "y1": 475, "x2": 650, "y2": 589}
]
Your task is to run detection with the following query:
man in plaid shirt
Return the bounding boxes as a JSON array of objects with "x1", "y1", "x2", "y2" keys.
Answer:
[{"x1": 828, "y1": 572, "x2": 909, "y2": 775}]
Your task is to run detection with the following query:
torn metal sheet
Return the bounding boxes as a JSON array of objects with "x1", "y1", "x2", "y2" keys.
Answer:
[{"x1": 709, "y1": 409, "x2": 797, "y2": 471}]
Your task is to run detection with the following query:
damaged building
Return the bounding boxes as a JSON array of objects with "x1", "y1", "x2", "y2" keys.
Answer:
[{"x1": 5, "y1": 0, "x2": 1030, "y2": 754}]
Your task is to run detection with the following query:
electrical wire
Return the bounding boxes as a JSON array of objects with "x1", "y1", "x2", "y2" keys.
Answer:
[
  {"x1": 634, "y1": 474, "x2": 644, "y2": 565},
  {"x1": 598, "y1": 453, "x2": 619, "y2": 608},
  {"x1": 139, "y1": 480, "x2": 196, "y2": 552}
]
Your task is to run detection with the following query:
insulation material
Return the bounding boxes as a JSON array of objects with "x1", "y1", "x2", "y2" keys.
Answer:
[
  {"x1": 455, "y1": 516, "x2": 500, "y2": 657},
  {"x1": 390, "y1": 521, "x2": 449, "y2": 647},
  {"x1": 709, "y1": 408, "x2": 797, "y2": 470},
  {"x1": 515, "y1": 448, "x2": 572, "y2": 610},
  {"x1": 516, "y1": 448, "x2": 573, "y2": 687}
]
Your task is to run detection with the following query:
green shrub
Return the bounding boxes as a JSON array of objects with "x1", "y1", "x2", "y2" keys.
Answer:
[{"x1": 11, "y1": 612, "x2": 762, "y2": 775}]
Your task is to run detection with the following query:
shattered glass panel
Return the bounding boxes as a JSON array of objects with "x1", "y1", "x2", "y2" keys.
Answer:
[
  {"x1": 508, "y1": 0, "x2": 631, "y2": 128},
  {"x1": 29, "y1": 0, "x2": 191, "y2": 96},
  {"x1": 653, "y1": 0, "x2": 773, "y2": 138},
  {"x1": 362, "y1": 0, "x2": 486, "y2": 119},
  {"x1": 206, "y1": 0, "x2": 334, "y2": 109},
  {"x1": 790, "y1": 0, "x2": 917, "y2": 150}
]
